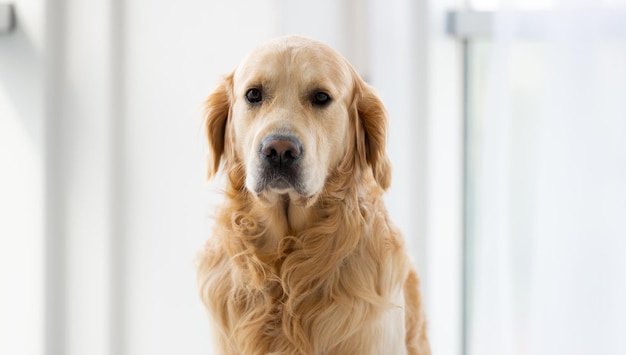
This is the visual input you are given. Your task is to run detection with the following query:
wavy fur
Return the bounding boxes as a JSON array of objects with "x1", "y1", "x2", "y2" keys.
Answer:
[{"x1": 198, "y1": 36, "x2": 430, "y2": 355}]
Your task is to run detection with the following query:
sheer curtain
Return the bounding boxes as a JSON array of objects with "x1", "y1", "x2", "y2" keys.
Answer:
[{"x1": 467, "y1": 1, "x2": 626, "y2": 354}]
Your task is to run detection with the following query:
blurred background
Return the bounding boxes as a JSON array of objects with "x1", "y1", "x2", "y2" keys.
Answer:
[{"x1": 1, "y1": 0, "x2": 625, "y2": 354}]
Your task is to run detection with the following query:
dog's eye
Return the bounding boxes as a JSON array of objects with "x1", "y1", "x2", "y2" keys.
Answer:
[
  {"x1": 246, "y1": 88, "x2": 263, "y2": 104},
  {"x1": 312, "y1": 92, "x2": 331, "y2": 106}
]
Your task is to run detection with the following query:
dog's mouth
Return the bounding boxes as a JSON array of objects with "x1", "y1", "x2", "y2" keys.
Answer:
[
  {"x1": 267, "y1": 177, "x2": 293, "y2": 190},
  {"x1": 253, "y1": 171, "x2": 317, "y2": 207},
  {"x1": 255, "y1": 169, "x2": 306, "y2": 196}
]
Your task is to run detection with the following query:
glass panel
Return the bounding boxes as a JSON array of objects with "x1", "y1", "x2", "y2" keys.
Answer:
[{"x1": 464, "y1": 37, "x2": 626, "y2": 355}]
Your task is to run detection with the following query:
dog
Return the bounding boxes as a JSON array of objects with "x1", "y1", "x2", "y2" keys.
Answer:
[{"x1": 198, "y1": 36, "x2": 430, "y2": 355}]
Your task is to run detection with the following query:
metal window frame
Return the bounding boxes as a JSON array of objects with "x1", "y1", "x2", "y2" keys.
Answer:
[{"x1": 447, "y1": 9, "x2": 626, "y2": 39}]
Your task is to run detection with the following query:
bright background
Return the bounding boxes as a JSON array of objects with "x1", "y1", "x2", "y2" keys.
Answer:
[{"x1": 1, "y1": 1, "x2": 624, "y2": 355}]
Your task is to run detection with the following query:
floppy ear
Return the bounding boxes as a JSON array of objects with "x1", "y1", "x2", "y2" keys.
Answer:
[
  {"x1": 204, "y1": 73, "x2": 233, "y2": 179},
  {"x1": 355, "y1": 81, "x2": 392, "y2": 190}
]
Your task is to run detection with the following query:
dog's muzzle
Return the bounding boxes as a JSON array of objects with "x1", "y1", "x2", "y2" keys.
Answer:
[{"x1": 255, "y1": 134, "x2": 305, "y2": 193}]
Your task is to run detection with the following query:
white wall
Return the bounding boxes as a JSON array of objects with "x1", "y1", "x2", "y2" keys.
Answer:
[
  {"x1": 0, "y1": 1, "x2": 45, "y2": 355},
  {"x1": 2, "y1": 1, "x2": 456, "y2": 355}
]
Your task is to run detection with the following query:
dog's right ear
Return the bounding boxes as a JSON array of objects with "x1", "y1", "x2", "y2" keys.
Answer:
[{"x1": 204, "y1": 73, "x2": 233, "y2": 179}]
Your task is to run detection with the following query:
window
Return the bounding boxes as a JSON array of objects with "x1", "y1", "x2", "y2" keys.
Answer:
[{"x1": 451, "y1": 2, "x2": 626, "y2": 354}]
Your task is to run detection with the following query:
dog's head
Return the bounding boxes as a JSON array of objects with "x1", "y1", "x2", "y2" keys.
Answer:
[{"x1": 205, "y1": 36, "x2": 390, "y2": 205}]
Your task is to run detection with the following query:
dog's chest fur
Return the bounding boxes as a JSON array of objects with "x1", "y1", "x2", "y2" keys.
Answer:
[{"x1": 198, "y1": 191, "x2": 409, "y2": 355}]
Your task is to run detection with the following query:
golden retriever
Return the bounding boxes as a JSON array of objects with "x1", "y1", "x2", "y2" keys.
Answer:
[{"x1": 198, "y1": 36, "x2": 430, "y2": 355}]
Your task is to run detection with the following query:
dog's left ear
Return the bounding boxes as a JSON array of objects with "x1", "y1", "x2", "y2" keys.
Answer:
[
  {"x1": 204, "y1": 73, "x2": 233, "y2": 179},
  {"x1": 355, "y1": 80, "x2": 392, "y2": 190}
]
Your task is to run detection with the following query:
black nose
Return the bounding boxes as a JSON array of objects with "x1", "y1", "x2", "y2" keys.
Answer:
[{"x1": 260, "y1": 135, "x2": 302, "y2": 167}]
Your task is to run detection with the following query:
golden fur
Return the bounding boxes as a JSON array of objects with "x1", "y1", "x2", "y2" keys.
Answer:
[{"x1": 198, "y1": 36, "x2": 430, "y2": 354}]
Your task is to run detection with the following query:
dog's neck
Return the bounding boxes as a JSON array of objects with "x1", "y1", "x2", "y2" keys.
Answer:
[{"x1": 281, "y1": 194, "x2": 315, "y2": 233}]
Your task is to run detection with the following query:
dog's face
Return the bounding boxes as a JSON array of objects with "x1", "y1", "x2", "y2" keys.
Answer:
[
  {"x1": 205, "y1": 36, "x2": 391, "y2": 205},
  {"x1": 231, "y1": 39, "x2": 355, "y2": 202}
]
